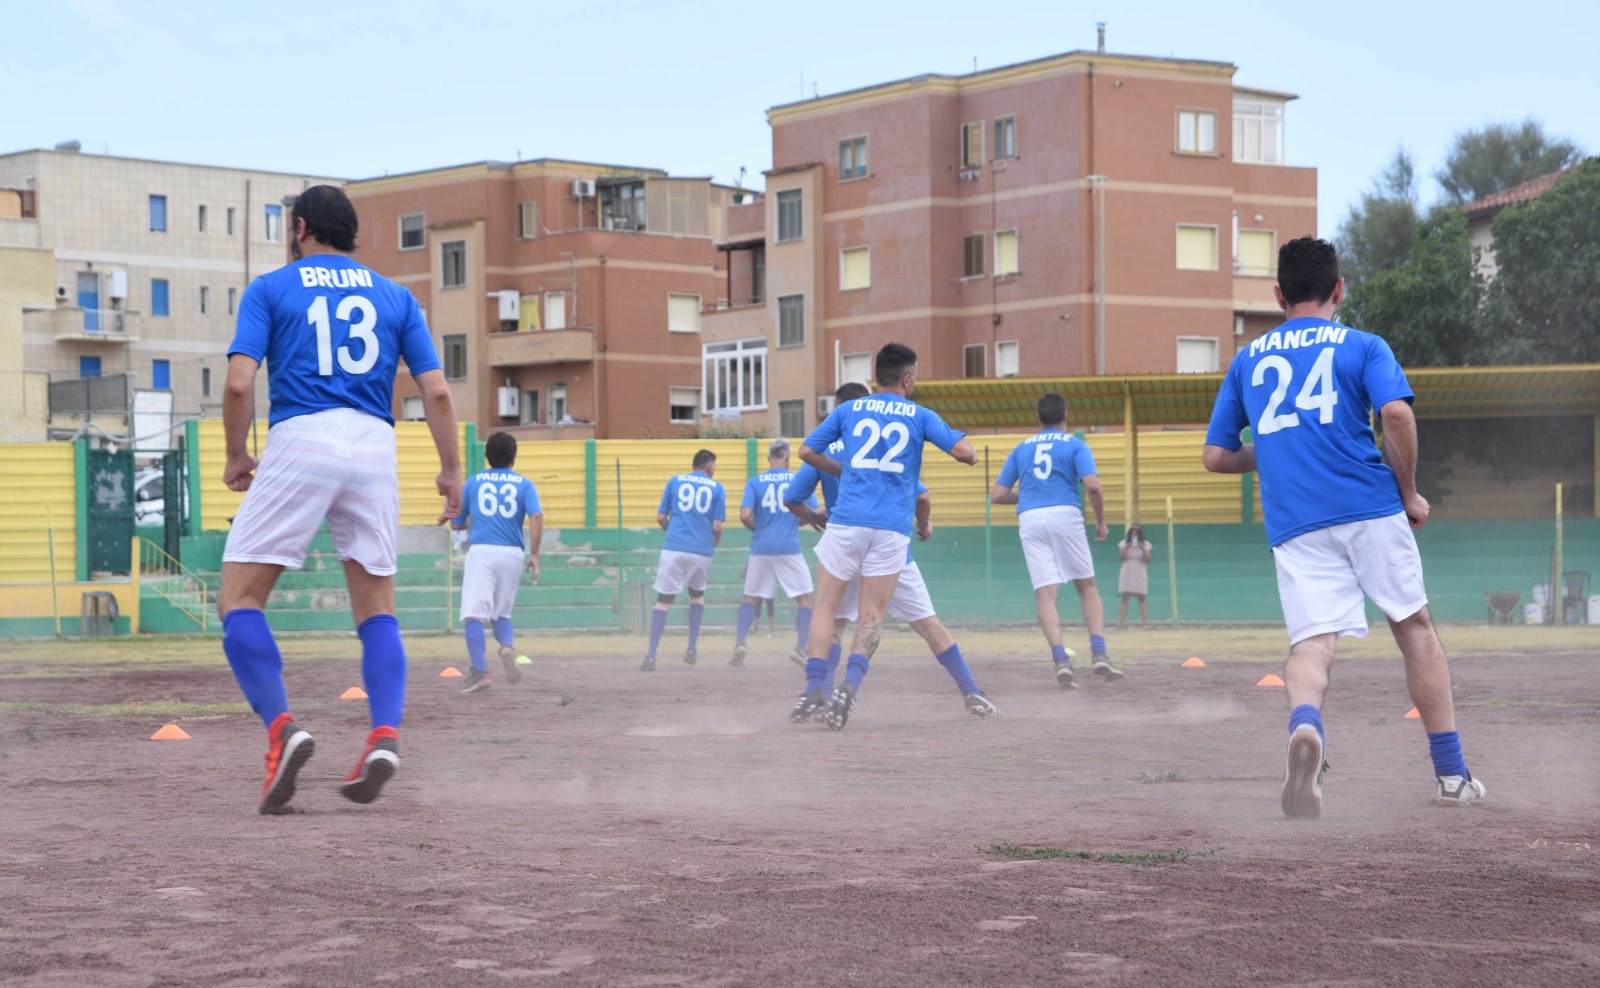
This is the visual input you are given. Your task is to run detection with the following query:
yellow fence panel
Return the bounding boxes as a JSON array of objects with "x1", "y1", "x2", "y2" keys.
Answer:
[
  {"x1": 0, "y1": 443, "x2": 76, "y2": 582},
  {"x1": 594, "y1": 439, "x2": 753, "y2": 528},
  {"x1": 513, "y1": 442, "x2": 588, "y2": 529}
]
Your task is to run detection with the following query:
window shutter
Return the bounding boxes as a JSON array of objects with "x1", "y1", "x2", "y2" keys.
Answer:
[
  {"x1": 1175, "y1": 226, "x2": 1218, "y2": 271},
  {"x1": 995, "y1": 231, "x2": 1019, "y2": 275},
  {"x1": 668, "y1": 293, "x2": 701, "y2": 333},
  {"x1": 1237, "y1": 230, "x2": 1275, "y2": 276},
  {"x1": 962, "y1": 122, "x2": 984, "y2": 167},
  {"x1": 841, "y1": 248, "x2": 871, "y2": 290}
]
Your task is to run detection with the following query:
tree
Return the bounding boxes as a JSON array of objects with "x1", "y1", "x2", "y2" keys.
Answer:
[
  {"x1": 1337, "y1": 206, "x2": 1485, "y2": 367},
  {"x1": 1480, "y1": 160, "x2": 1600, "y2": 363},
  {"x1": 1435, "y1": 119, "x2": 1584, "y2": 206},
  {"x1": 1335, "y1": 148, "x2": 1419, "y2": 285}
]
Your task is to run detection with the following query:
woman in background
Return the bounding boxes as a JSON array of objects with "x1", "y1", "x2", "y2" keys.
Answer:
[{"x1": 1117, "y1": 525, "x2": 1153, "y2": 629}]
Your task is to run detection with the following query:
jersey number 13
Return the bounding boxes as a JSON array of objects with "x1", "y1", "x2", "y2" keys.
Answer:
[{"x1": 307, "y1": 295, "x2": 379, "y2": 376}]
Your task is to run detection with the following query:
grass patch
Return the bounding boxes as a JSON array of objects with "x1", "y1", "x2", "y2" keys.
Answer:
[
  {"x1": 0, "y1": 700, "x2": 247, "y2": 717},
  {"x1": 982, "y1": 842, "x2": 1221, "y2": 865},
  {"x1": 1137, "y1": 769, "x2": 1188, "y2": 784}
]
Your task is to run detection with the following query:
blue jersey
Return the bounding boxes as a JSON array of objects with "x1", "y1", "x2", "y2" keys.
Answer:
[
  {"x1": 802, "y1": 395, "x2": 964, "y2": 536},
  {"x1": 230, "y1": 255, "x2": 440, "y2": 426},
  {"x1": 996, "y1": 431, "x2": 1097, "y2": 514},
  {"x1": 454, "y1": 470, "x2": 541, "y2": 548},
  {"x1": 787, "y1": 470, "x2": 924, "y2": 564},
  {"x1": 658, "y1": 472, "x2": 726, "y2": 557},
  {"x1": 1205, "y1": 318, "x2": 1412, "y2": 547},
  {"x1": 742, "y1": 470, "x2": 816, "y2": 556}
]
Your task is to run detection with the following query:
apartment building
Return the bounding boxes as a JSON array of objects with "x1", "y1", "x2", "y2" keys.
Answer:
[
  {"x1": 345, "y1": 160, "x2": 739, "y2": 439},
  {"x1": 702, "y1": 45, "x2": 1317, "y2": 436},
  {"x1": 0, "y1": 148, "x2": 341, "y2": 443}
]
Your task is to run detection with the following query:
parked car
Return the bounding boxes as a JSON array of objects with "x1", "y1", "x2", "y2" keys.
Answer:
[{"x1": 134, "y1": 467, "x2": 165, "y2": 526}]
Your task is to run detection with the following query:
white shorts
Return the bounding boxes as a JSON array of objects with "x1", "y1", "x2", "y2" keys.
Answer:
[
  {"x1": 816, "y1": 525, "x2": 911, "y2": 581},
  {"x1": 838, "y1": 560, "x2": 937, "y2": 624},
  {"x1": 1272, "y1": 512, "x2": 1428, "y2": 646},
  {"x1": 224, "y1": 408, "x2": 399, "y2": 576},
  {"x1": 744, "y1": 553, "x2": 814, "y2": 599},
  {"x1": 1019, "y1": 505, "x2": 1095, "y2": 589},
  {"x1": 460, "y1": 544, "x2": 523, "y2": 622},
  {"x1": 654, "y1": 549, "x2": 711, "y2": 596}
]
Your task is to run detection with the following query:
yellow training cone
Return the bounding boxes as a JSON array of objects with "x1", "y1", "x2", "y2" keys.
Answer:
[
  {"x1": 150, "y1": 723, "x2": 191, "y2": 740},
  {"x1": 341, "y1": 686, "x2": 368, "y2": 700}
]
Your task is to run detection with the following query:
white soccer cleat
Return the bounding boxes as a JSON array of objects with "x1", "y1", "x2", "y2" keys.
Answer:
[
  {"x1": 1435, "y1": 775, "x2": 1486, "y2": 807},
  {"x1": 1281, "y1": 723, "x2": 1326, "y2": 820}
]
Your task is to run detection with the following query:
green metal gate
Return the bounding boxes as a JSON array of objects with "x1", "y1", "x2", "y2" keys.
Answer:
[
  {"x1": 86, "y1": 447, "x2": 134, "y2": 575},
  {"x1": 160, "y1": 440, "x2": 188, "y2": 562}
]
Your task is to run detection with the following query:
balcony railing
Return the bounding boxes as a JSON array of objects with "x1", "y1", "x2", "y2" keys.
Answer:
[
  {"x1": 26, "y1": 306, "x2": 141, "y2": 342},
  {"x1": 485, "y1": 327, "x2": 596, "y2": 368}
]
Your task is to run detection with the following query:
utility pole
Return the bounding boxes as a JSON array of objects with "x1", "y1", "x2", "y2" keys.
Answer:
[{"x1": 1087, "y1": 175, "x2": 1107, "y2": 375}]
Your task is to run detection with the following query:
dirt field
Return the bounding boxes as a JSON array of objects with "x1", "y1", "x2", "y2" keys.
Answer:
[{"x1": 2, "y1": 625, "x2": 1597, "y2": 987}]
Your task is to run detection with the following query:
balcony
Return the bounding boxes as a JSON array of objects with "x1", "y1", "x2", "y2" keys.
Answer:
[
  {"x1": 27, "y1": 306, "x2": 141, "y2": 343},
  {"x1": 485, "y1": 327, "x2": 596, "y2": 368}
]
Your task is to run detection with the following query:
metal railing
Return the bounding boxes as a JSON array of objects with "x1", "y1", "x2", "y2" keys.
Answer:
[{"x1": 135, "y1": 536, "x2": 210, "y2": 631}]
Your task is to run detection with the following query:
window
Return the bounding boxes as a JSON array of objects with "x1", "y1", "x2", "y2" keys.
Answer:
[
  {"x1": 521, "y1": 389, "x2": 540, "y2": 425},
  {"x1": 151, "y1": 278, "x2": 170, "y2": 317},
  {"x1": 544, "y1": 292, "x2": 568, "y2": 329},
  {"x1": 667, "y1": 293, "x2": 701, "y2": 334},
  {"x1": 995, "y1": 340, "x2": 1019, "y2": 378},
  {"x1": 1176, "y1": 110, "x2": 1217, "y2": 155},
  {"x1": 399, "y1": 213, "x2": 425, "y2": 251},
  {"x1": 702, "y1": 338, "x2": 768, "y2": 413},
  {"x1": 1233, "y1": 101, "x2": 1284, "y2": 164},
  {"x1": 840, "y1": 351, "x2": 871, "y2": 387},
  {"x1": 995, "y1": 229, "x2": 1019, "y2": 276},
  {"x1": 199, "y1": 285, "x2": 209, "y2": 314},
  {"x1": 1177, "y1": 337, "x2": 1219, "y2": 373},
  {"x1": 994, "y1": 116, "x2": 1017, "y2": 160},
  {"x1": 198, "y1": 204, "x2": 207, "y2": 233},
  {"x1": 840, "y1": 246, "x2": 871, "y2": 291},
  {"x1": 600, "y1": 182, "x2": 645, "y2": 231},
  {"x1": 548, "y1": 384, "x2": 568, "y2": 423},
  {"x1": 1236, "y1": 229, "x2": 1276, "y2": 276},
  {"x1": 776, "y1": 189, "x2": 803, "y2": 243},
  {"x1": 442, "y1": 334, "x2": 467, "y2": 379},
  {"x1": 778, "y1": 294, "x2": 804, "y2": 347},
  {"x1": 838, "y1": 136, "x2": 868, "y2": 180},
  {"x1": 961, "y1": 121, "x2": 985, "y2": 168},
  {"x1": 80, "y1": 355, "x2": 101, "y2": 378},
  {"x1": 152, "y1": 359, "x2": 171, "y2": 390},
  {"x1": 669, "y1": 387, "x2": 700, "y2": 424},
  {"x1": 227, "y1": 287, "x2": 237, "y2": 315},
  {"x1": 202, "y1": 367, "x2": 212, "y2": 398},
  {"x1": 401, "y1": 396, "x2": 425, "y2": 421},
  {"x1": 226, "y1": 207, "x2": 235, "y2": 235},
  {"x1": 263, "y1": 203, "x2": 282, "y2": 242},
  {"x1": 517, "y1": 200, "x2": 538, "y2": 239},
  {"x1": 779, "y1": 399, "x2": 806, "y2": 437},
  {"x1": 963, "y1": 344, "x2": 986, "y2": 378},
  {"x1": 962, "y1": 233, "x2": 986, "y2": 278},
  {"x1": 1175, "y1": 225, "x2": 1218, "y2": 271},
  {"x1": 149, "y1": 195, "x2": 167, "y2": 232},
  {"x1": 441, "y1": 240, "x2": 466, "y2": 288}
]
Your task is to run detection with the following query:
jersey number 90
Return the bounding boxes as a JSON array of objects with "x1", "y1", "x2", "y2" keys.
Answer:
[{"x1": 676, "y1": 484, "x2": 715, "y2": 513}]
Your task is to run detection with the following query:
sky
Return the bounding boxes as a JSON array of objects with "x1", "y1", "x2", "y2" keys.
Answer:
[{"x1": 3, "y1": 0, "x2": 1596, "y2": 236}]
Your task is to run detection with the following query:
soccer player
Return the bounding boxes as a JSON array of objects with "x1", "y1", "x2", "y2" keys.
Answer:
[
  {"x1": 449, "y1": 431, "x2": 542, "y2": 692},
  {"x1": 990, "y1": 393, "x2": 1122, "y2": 688},
  {"x1": 642, "y1": 450, "x2": 726, "y2": 671},
  {"x1": 732, "y1": 439, "x2": 817, "y2": 667},
  {"x1": 1203, "y1": 236, "x2": 1485, "y2": 818},
  {"x1": 795, "y1": 343, "x2": 977, "y2": 729},
  {"x1": 216, "y1": 185, "x2": 460, "y2": 814}
]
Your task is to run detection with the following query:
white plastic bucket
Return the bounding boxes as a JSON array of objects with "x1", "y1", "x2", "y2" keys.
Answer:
[
  {"x1": 1588, "y1": 595, "x2": 1600, "y2": 625},
  {"x1": 1531, "y1": 583, "x2": 1551, "y2": 604},
  {"x1": 1523, "y1": 602, "x2": 1545, "y2": 625}
]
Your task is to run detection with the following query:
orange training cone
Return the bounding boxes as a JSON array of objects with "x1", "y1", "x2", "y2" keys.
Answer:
[
  {"x1": 1256, "y1": 673, "x2": 1285, "y2": 687},
  {"x1": 150, "y1": 723, "x2": 191, "y2": 740},
  {"x1": 440, "y1": 667, "x2": 464, "y2": 678},
  {"x1": 1182, "y1": 657, "x2": 1207, "y2": 668},
  {"x1": 341, "y1": 686, "x2": 368, "y2": 700},
  {"x1": 1404, "y1": 707, "x2": 1421, "y2": 719}
]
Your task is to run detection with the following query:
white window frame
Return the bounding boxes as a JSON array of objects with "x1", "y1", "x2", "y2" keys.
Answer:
[
  {"x1": 521, "y1": 388, "x2": 540, "y2": 425},
  {"x1": 399, "y1": 212, "x2": 426, "y2": 251},
  {"x1": 994, "y1": 228, "x2": 1020, "y2": 277},
  {"x1": 994, "y1": 115, "x2": 1017, "y2": 161},
  {"x1": 263, "y1": 203, "x2": 282, "y2": 243},
  {"x1": 1233, "y1": 101, "x2": 1285, "y2": 164},
  {"x1": 1176, "y1": 109, "x2": 1217, "y2": 155},
  {"x1": 701, "y1": 338, "x2": 768, "y2": 414},
  {"x1": 995, "y1": 340, "x2": 1020, "y2": 378},
  {"x1": 839, "y1": 351, "x2": 871, "y2": 388},
  {"x1": 544, "y1": 291, "x2": 568, "y2": 330},
  {"x1": 1175, "y1": 336, "x2": 1220, "y2": 374},
  {"x1": 548, "y1": 384, "x2": 569, "y2": 424},
  {"x1": 839, "y1": 246, "x2": 871, "y2": 291},
  {"x1": 667, "y1": 293, "x2": 702, "y2": 334},
  {"x1": 669, "y1": 386, "x2": 700, "y2": 424},
  {"x1": 838, "y1": 135, "x2": 869, "y2": 181},
  {"x1": 1175, "y1": 224, "x2": 1219, "y2": 272},
  {"x1": 401, "y1": 396, "x2": 426, "y2": 421}
]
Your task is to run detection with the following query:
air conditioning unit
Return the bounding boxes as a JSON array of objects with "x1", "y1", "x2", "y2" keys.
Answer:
[
  {"x1": 817, "y1": 395, "x2": 835, "y2": 417},
  {"x1": 56, "y1": 284, "x2": 69, "y2": 300},
  {"x1": 571, "y1": 179, "x2": 596, "y2": 199},
  {"x1": 490, "y1": 290, "x2": 520, "y2": 322},
  {"x1": 497, "y1": 386, "x2": 520, "y2": 419},
  {"x1": 108, "y1": 270, "x2": 128, "y2": 300}
]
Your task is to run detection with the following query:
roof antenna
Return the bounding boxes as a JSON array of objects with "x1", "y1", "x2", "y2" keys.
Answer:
[{"x1": 1097, "y1": 22, "x2": 1106, "y2": 53}]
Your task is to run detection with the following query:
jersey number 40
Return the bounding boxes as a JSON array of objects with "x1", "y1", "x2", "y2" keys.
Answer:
[
  {"x1": 1252, "y1": 347, "x2": 1339, "y2": 436},
  {"x1": 308, "y1": 295, "x2": 378, "y2": 376}
]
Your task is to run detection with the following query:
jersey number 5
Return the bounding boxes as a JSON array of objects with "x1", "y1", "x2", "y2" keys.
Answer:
[
  {"x1": 308, "y1": 295, "x2": 379, "y2": 376},
  {"x1": 1032, "y1": 443, "x2": 1054, "y2": 480},
  {"x1": 1251, "y1": 347, "x2": 1339, "y2": 436}
]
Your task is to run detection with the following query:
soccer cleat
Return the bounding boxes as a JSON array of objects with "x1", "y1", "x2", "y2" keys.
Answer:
[
  {"x1": 824, "y1": 682, "x2": 858, "y2": 731},
  {"x1": 1435, "y1": 775, "x2": 1486, "y2": 807},
  {"x1": 259, "y1": 713, "x2": 314, "y2": 816},
  {"x1": 787, "y1": 648, "x2": 808, "y2": 668},
  {"x1": 1054, "y1": 661, "x2": 1079, "y2": 690},
  {"x1": 1091, "y1": 652, "x2": 1124, "y2": 680},
  {"x1": 341, "y1": 726, "x2": 399, "y2": 805},
  {"x1": 640, "y1": 655, "x2": 657, "y2": 672},
  {"x1": 498, "y1": 644, "x2": 522, "y2": 684},
  {"x1": 964, "y1": 692, "x2": 999, "y2": 719},
  {"x1": 459, "y1": 669, "x2": 491, "y2": 692},
  {"x1": 789, "y1": 689, "x2": 829, "y2": 723},
  {"x1": 682, "y1": 648, "x2": 697, "y2": 666},
  {"x1": 1281, "y1": 723, "x2": 1327, "y2": 820},
  {"x1": 730, "y1": 643, "x2": 748, "y2": 667}
]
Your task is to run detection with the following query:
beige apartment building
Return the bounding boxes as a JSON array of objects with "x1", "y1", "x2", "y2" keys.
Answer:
[
  {"x1": 703, "y1": 45, "x2": 1318, "y2": 437},
  {"x1": 0, "y1": 148, "x2": 340, "y2": 445}
]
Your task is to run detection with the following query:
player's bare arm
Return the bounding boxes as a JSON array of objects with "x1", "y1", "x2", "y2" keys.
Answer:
[
  {"x1": 1202, "y1": 443, "x2": 1257, "y2": 475},
  {"x1": 1379, "y1": 399, "x2": 1429, "y2": 528},
  {"x1": 656, "y1": 511, "x2": 670, "y2": 531},
  {"x1": 526, "y1": 512, "x2": 544, "y2": 581},
  {"x1": 415, "y1": 368, "x2": 462, "y2": 524},
  {"x1": 1084, "y1": 475, "x2": 1109, "y2": 541},
  {"x1": 221, "y1": 353, "x2": 261, "y2": 492},
  {"x1": 711, "y1": 519, "x2": 724, "y2": 546},
  {"x1": 800, "y1": 446, "x2": 846, "y2": 478},
  {"x1": 989, "y1": 482, "x2": 1019, "y2": 506},
  {"x1": 915, "y1": 491, "x2": 933, "y2": 542},
  {"x1": 784, "y1": 500, "x2": 828, "y2": 530},
  {"x1": 739, "y1": 507, "x2": 757, "y2": 531},
  {"x1": 949, "y1": 437, "x2": 978, "y2": 465}
]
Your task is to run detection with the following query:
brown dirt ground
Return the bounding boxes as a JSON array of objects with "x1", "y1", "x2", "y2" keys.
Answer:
[{"x1": 1, "y1": 627, "x2": 1598, "y2": 987}]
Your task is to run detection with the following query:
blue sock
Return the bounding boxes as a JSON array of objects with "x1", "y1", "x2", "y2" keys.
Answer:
[
  {"x1": 1089, "y1": 634, "x2": 1107, "y2": 655},
  {"x1": 464, "y1": 619, "x2": 488, "y2": 673},
  {"x1": 806, "y1": 657, "x2": 828, "y2": 693},
  {"x1": 1289, "y1": 703, "x2": 1324, "y2": 742},
  {"x1": 222, "y1": 608, "x2": 289, "y2": 729},
  {"x1": 646, "y1": 608, "x2": 668, "y2": 659},
  {"x1": 358, "y1": 614, "x2": 406, "y2": 729},
  {"x1": 492, "y1": 617, "x2": 514, "y2": 649},
  {"x1": 825, "y1": 643, "x2": 842, "y2": 684},
  {"x1": 844, "y1": 653, "x2": 870, "y2": 690},
  {"x1": 1051, "y1": 644, "x2": 1069, "y2": 664},
  {"x1": 687, "y1": 603, "x2": 704, "y2": 650},
  {"x1": 736, "y1": 603, "x2": 756, "y2": 645},
  {"x1": 795, "y1": 607, "x2": 813, "y2": 651},
  {"x1": 936, "y1": 643, "x2": 978, "y2": 695},
  {"x1": 1427, "y1": 731, "x2": 1468, "y2": 778}
]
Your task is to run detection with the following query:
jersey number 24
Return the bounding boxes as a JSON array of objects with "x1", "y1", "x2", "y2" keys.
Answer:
[{"x1": 1252, "y1": 348, "x2": 1339, "y2": 436}]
